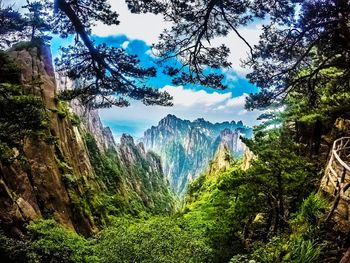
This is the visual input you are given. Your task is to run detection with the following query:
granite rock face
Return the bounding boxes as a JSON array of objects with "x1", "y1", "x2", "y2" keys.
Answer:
[
  {"x1": 0, "y1": 45, "x2": 174, "y2": 237},
  {"x1": 1, "y1": 45, "x2": 99, "y2": 236},
  {"x1": 56, "y1": 73, "x2": 117, "y2": 151},
  {"x1": 142, "y1": 114, "x2": 252, "y2": 194}
]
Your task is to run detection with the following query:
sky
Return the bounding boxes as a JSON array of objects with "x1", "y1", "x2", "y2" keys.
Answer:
[{"x1": 6, "y1": 0, "x2": 263, "y2": 141}]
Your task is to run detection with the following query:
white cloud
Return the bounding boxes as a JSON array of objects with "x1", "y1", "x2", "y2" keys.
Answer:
[
  {"x1": 99, "y1": 85, "x2": 262, "y2": 139},
  {"x1": 213, "y1": 24, "x2": 263, "y2": 76},
  {"x1": 92, "y1": 0, "x2": 170, "y2": 44},
  {"x1": 160, "y1": 85, "x2": 232, "y2": 107},
  {"x1": 225, "y1": 93, "x2": 248, "y2": 107}
]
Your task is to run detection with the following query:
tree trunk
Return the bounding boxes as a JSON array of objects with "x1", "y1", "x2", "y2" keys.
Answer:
[
  {"x1": 276, "y1": 171, "x2": 285, "y2": 231},
  {"x1": 313, "y1": 119, "x2": 322, "y2": 155},
  {"x1": 340, "y1": 246, "x2": 350, "y2": 263},
  {"x1": 265, "y1": 196, "x2": 273, "y2": 240}
]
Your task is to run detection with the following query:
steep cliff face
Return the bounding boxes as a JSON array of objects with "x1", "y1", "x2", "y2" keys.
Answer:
[
  {"x1": 116, "y1": 134, "x2": 175, "y2": 213},
  {"x1": 142, "y1": 114, "x2": 252, "y2": 194},
  {"x1": 0, "y1": 45, "x2": 100, "y2": 237},
  {"x1": 56, "y1": 73, "x2": 117, "y2": 152},
  {"x1": 207, "y1": 144, "x2": 232, "y2": 176},
  {"x1": 0, "y1": 44, "x2": 175, "y2": 237}
]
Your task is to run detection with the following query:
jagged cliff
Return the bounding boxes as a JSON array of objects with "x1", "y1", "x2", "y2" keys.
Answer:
[
  {"x1": 142, "y1": 114, "x2": 252, "y2": 194},
  {"x1": 207, "y1": 144, "x2": 232, "y2": 176},
  {"x1": 0, "y1": 44, "x2": 175, "y2": 238}
]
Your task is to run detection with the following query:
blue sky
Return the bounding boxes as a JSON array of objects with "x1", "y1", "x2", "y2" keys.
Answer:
[
  {"x1": 8, "y1": 0, "x2": 263, "y2": 141},
  {"x1": 87, "y1": 0, "x2": 264, "y2": 140},
  {"x1": 93, "y1": 34, "x2": 262, "y2": 141}
]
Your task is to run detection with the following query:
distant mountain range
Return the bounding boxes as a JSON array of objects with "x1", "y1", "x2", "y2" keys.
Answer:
[{"x1": 141, "y1": 115, "x2": 253, "y2": 194}]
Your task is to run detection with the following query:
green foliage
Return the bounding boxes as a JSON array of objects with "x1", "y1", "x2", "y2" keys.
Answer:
[
  {"x1": 283, "y1": 67, "x2": 350, "y2": 138},
  {"x1": 0, "y1": 51, "x2": 20, "y2": 83},
  {"x1": 0, "y1": 54, "x2": 47, "y2": 163},
  {"x1": 83, "y1": 132, "x2": 176, "y2": 217},
  {"x1": 70, "y1": 112, "x2": 81, "y2": 126},
  {"x1": 0, "y1": 233, "x2": 33, "y2": 263},
  {"x1": 27, "y1": 219, "x2": 95, "y2": 263},
  {"x1": 1, "y1": 218, "x2": 212, "y2": 263},
  {"x1": 56, "y1": 100, "x2": 70, "y2": 119},
  {"x1": 230, "y1": 192, "x2": 329, "y2": 263},
  {"x1": 84, "y1": 133, "x2": 122, "y2": 191},
  {"x1": 92, "y1": 217, "x2": 212, "y2": 263},
  {"x1": 245, "y1": 1, "x2": 350, "y2": 110},
  {"x1": 288, "y1": 239, "x2": 322, "y2": 263},
  {"x1": 251, "y1": 237, "x2": 322, "y2": 263},
  {"x1": 182, "y1": 166, "x2": 246, "y2": 262},
  {"x1": 0, "y1": 220, "x2": 95, "y2": 263},
  {"x1": 291, "y1": 193, "x2": 328, "y2": 229},
  {"x1": 179, "y1": 117, "x2": 329, "y2": 262}
]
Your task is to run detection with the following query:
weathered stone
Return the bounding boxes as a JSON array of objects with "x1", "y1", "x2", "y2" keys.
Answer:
[
  {"x1": 0, "y1": 44, "x2": 175, "y2": 237},
  {"x1": 0, "y1": 45, "x2": 99, "y2": 236},
  {"x1": 16, "y1": 197, "x2": 40, "y2": 221}
]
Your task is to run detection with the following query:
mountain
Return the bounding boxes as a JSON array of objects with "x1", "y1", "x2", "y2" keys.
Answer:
[
  {"x1": 0, "y1": 44, "x2": 175, "y2": 238},
  {"x1": 141, "y1": 114, "x2": 252, "y2": 194}
]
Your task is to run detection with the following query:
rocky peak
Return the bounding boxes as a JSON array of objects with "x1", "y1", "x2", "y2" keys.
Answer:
[
  {"x1": 137, "y1": 142, "x2": 146, "y2": 155},
  {"x1": 102, "y1": 127, "x2": 116, "y2": 148},
  {"x1": 208, "y1": 144, "x2": 231, "y2": 175},
  {"x1": 120, "y1": 133, "x2": 135, "y2": 145},
  {"x1": 193, "y1": 118, "x2": 211, "y2": 126},
  {"x1": 220, "y1": 128, "x2": 234, "y2": 136},
  {"x1": 159, "y1": 114, "x2": 178, "y2": 125},
  {"x1": 142, "y1": 115, "x2": 252, "y2": 194},
  {"x1": 157, "y1": 114, "x2": 190, "y2": 131}
]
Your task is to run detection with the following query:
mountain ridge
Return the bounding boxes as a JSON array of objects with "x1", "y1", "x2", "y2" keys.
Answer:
[{"x1": 141, "y1": 114, "x2": 252, "y2": 194}]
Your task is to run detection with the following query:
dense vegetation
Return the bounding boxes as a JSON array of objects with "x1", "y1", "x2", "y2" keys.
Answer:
[
  {"x1": 0, "y1": 118, "x2": 339, "y2": 262},
  {"x1": 83, "y1": 133, "x2": 176, "y2": 217}
]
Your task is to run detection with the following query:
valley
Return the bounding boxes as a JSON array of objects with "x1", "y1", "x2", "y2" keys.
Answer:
[{"x1": 2, "y1": 1, "x2": 350, "y2": 262}]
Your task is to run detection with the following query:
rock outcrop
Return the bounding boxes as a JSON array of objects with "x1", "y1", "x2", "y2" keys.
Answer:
[
  {"x1": 208, "y1": 144, "x2": 232, "y2": 175},
  {"x1": 0, "y1": 44, "x2": 175, "y2": 237},
  {"x1": 0, "y1": 45, "x2": 99, "y2": 237}
]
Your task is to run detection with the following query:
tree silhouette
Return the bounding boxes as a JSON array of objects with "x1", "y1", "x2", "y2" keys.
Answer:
[
  {"x1": 23, "y1": 0, "x2": 52, "y2": 42},
  {"x1": 125, "y1": 0, "x2": 350, "y2": 112},
  {"x1": 0, "y1": 1, "x2": 26, "y2": 48},
  {"x1": 52, "y1": 0, "x2": 173, "y2": 108},
  {"x1": 125, "y1": 0, "x2": 296, "y2": 90},
  {"x1": 245, "y1": 0, "x2": 350, "y2": 110},
  {"x1": 5, "y1": 0, "x2": 348, "y2": 110},
  {"x1": 0, "y1": 0, "x2": 173, "y2": 108}
]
